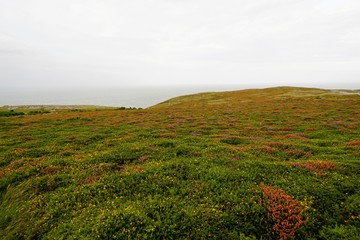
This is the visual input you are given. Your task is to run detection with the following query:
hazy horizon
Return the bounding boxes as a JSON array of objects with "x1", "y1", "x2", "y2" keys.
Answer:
[
  {"x1": 0, "y1": 85, "x2": 248, "y2": 108},
  {"x1": 1, "y1": 83, "x2": 359, "y2": 108},
  {"x1": 1, "y1": 0, "x2": 359, "y2": 92}
]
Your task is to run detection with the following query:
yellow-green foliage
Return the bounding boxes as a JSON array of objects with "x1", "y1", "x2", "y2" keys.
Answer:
[{"x1": 0, "y1": 87, "x2": 359, "y2": 239}]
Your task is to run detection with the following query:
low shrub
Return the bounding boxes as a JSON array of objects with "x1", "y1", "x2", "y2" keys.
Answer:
[{"x1": 260, "y1": 184, "x2": 305, "y2": 239}]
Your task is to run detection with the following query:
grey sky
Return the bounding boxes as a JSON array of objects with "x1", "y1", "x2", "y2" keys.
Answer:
[{"x1": 1, "y1": 0, "x2": 359, "y2": 90}]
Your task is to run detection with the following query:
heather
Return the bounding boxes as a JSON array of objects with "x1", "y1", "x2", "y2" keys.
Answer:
[{"x1": 0, "y1": 87, "x2": 359, "y2": 239}]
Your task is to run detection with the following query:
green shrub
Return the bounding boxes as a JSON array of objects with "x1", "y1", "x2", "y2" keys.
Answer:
[{"x1": 319, "y1": 225, "x2": 359, "y2": 240}]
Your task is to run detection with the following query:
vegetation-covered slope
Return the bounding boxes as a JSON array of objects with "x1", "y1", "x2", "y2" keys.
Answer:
[{"x1": 0, "y1": 87, "x2": 359, "y2": 239}]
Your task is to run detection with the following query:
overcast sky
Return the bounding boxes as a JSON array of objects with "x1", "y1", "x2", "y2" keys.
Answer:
[{"x1": 1, "y1": 0, "x2": 359, "y2": 90}]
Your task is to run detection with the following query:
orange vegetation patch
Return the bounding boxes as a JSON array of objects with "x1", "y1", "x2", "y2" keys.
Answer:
[
  {"x1": 42, "y1": 166, "x2": 63, "y2": 175},
  {"x1": 67, "y1": 135, "x2": 77, "y2": 140},
  {"x1": 157, "y1": 133, "x2": 176, "y2": 138},
  {"x1": 346, "y1": 140, "x2": 360, "y2": 147},
  {"x1": 260, "y1": 184, "x2": 305, "y2": 240},
  {"x1": 139, "y1": 155, "x2": 148, "y2": 163},
  {"x1": 327, "y1": 121, "x2": 350, "y2": 128},
  {"x1": 84, "y1": 176, "x2": 99, "y2": 185},
  {"x1": 8, "y1": 159, "x2": 24, "y2": 167},
  {"x1": 259, "y1": 145, "x2": 275, "y2": 153},
  {"x1": 290, "y1": 161, "x2": 335, "y2": 175},
  {"x1": 59, "y1": 149, "x2": 76, "y2": 155},
  {"x1": 22, "y1": 136, "x2": 33, "y2": 141},
  {"x1": 286, "y1": 149, "x2": 312, "y2": 158},
  {"x1": 267, "y1": 142, "x2": 285, "y2": 148},
  {"x1": 12, "y1": 148, "x2": 27, "y2": 153},
  {"x1": 0, "y1": 169, "x2": 9, "y2": 177},
  {"x1": 282, "y1": 134, "x2": 307, "y2": 139},
  {"x1": 1, "y1": 158, "x2": 41, "y2": 177}
]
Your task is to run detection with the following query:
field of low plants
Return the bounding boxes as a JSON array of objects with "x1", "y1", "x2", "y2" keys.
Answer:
[{"x1": 0, "y1": 87, "x2": 359, "y2": 239}]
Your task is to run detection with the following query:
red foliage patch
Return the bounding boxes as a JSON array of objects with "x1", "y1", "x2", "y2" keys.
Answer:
[
  {"x1": 67, "y1": 135, "x2": 77, "y2": 140},
  {"x1": 346, "y1": 140, "x2": 360, "y2": 147},
  {"x1": 267, "y1": 142, "x2": 284, "y2": 148},
  {"x1": 59, "y1": 149, "x2": 76, "y2": 156},
  {"x1": 248, "y1": 137, "x2": 265, "y2": 141},
  {"x1": 157, "y1": 133, "x2": 176, "y2": 138},
  {"x1": 0, "y1": 170, "x2": 8, "y2": 177},
  {"x1": 22, "y1": 136, "x2": 33, "y2": 141},
  {"x1": 12, "y1": 148, "x2": 27, "y2": 153},
  {"x1": 43, "y1": 166, "x2": 59, "y2": 174},
  {"x1": 260, "y1": 184, "x2": 305, "y2": 239},
  {"x1": 327, "y1": 121, "x2": 349, "y2": 128},
  {"x1": 260, "y1": 145, "x2": 275, "y2": 153},
  {"x1": 286, "y1": 149, "x2": 312, "y2": 158},
  {"x1": 84, "y1": 176, "x2": 98, "y2": 185},
  {"x1": 190, "y1": 131, "x2": 202, "y2": 136},
  {"x1": 290, "y1": 161, "x2": 335, "y2": 175},
  {"x1": 9, "y1": 159, "x2": 23, "y2": 167},
  {"x1": 139, "y1": 155, "x2": 148, "y2": 163},
  {"x1": 283, "y1": 134, "x2": 307, "y2": 139}
]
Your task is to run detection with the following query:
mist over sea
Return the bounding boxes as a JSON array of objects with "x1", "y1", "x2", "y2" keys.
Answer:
[
  {"x1": 1, "y1": 83, "x2": 358, "y2": 108},
  {"x1": 0, "y1": 85, "x2": 250, "y2": 108}
]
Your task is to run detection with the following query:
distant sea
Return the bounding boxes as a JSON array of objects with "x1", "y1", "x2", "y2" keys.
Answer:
[{"x1": 0, "y1": 85, "x2": 253, "y2": 108}]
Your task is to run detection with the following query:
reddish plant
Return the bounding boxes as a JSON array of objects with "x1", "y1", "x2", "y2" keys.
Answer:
[
  {"x1": 267, "y1": 142, "x2": 284, "y2": 148},
  {"x1": 67, "y1": 135, "x2": 77, "y2": 140},
  {"x1": 328, "y1": 121, "x2": 349, "y2": 128},
  {"x1": 260, "y1": 145, "x2": 275, "y2": 153},
  {"x1": 0, "y1": 170, "x2": 8, "y2": 177},
  {"x1": 157, "y1": 133, "x2": 176, "y2": 138},
  {"x1": 139, "y1": 155, "x2": 148, "y2": 163},
  {"x1": 260, "y1": 184, "x2": 305, "y2": 239},
  {"x1": 190, "y1": 131, "x2": 202, "y2": 136},
  {"x1": 84, "y1": 176, "x2": 98, "y2": 185},
  {"x1": 290, "y1": 161, "x2": 335, "y2": 175},
  {"x1": 248, "y1": 137, "x2": 265, "y2": 141},
  {"x1": 12, "y1": 148, "x2": 27, "y2": 153},
  {"x1": 43, "y1": 166, "x2": 59, "y2": 174},
  {"x1": 346, "y1": 140, "x2": 360, "y2": 147},
  {"x1": 286, "y1": 149, "x2": 312, "y2": 158},
  {"x1": 229, "y1": 145, "x2": 252, "y2": 152},
  {"x1": 283, "y1": 134, "x2": 307, "y2": 139},
  {"x1": 59, "y1": 149, "x2": 76, "y2": 155},
  {"x1": 22, "y1": 136, "x2": 33, "y2": 141}
]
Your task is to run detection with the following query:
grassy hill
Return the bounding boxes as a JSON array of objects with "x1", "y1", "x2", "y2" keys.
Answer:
[{"x1": 0, "y1": 87, "x2": 359, "y2": 239}]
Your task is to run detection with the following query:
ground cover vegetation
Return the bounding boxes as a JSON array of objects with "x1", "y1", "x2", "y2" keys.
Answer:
[{"x1": 0, "y1": 87, "x2": 359, "y2": 239}]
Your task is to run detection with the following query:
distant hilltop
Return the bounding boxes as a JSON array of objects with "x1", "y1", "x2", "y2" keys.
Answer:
[{"x1": 151, "y1": 86, "x2": 360, "y2": 109}]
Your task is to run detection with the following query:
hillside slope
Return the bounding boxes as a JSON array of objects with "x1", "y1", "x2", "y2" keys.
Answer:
[
  {"x1": 0, "y1": 87, "x2": 359, "y2": 239},
  {"x1": 152, "y1": 86, "x2": 360, "y2": 109}
]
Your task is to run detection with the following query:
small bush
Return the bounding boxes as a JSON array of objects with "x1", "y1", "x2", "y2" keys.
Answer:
[
  {"x1": 220, "y1": 137, "x2": 243, "y2": 145},
  {"x1": 260, "y1": 184, "x2": 305, "y2": 239},
  {"x1": 28, "y1": 110, "x2": 50, "y2": 115},
  {"x1": 290, "y1": 161, "x2": 335, "y2": 175},
  {"x1": 0, "y1": 111, "x2": 25, "y2": 117},
  {"x1": 319, "y1": 225, "x2": 359, "y2": 240}
]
